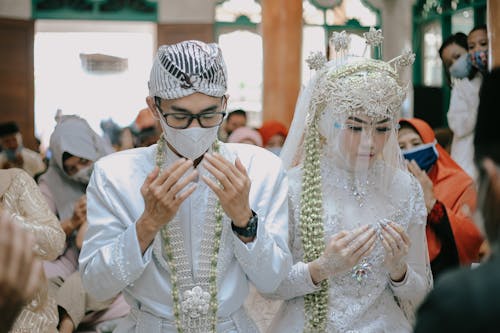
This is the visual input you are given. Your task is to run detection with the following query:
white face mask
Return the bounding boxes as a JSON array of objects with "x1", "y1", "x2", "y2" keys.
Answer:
[
  {"x1": 159, "y1": 117, "x2": 218, "y2": 160},
  {"x1": 70, "y1": 164, "x2": 93, "y2": 184}
]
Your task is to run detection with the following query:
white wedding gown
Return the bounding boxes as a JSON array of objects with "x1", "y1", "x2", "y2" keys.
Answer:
[{"x1": 266, "y1": 158, "x2": 432, "y2": 333}]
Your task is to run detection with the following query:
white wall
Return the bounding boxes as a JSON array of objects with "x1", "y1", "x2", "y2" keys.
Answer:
[
  {"x1": 0, "y1": 0, "x2": 30, "y2": 19},
  {"x1": 158, "y1": 0, "x2": 217, "y2": 23}
]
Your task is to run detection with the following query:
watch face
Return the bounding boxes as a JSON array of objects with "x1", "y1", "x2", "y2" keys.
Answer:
[{"x1": 232, "y1": 214, "x2": 258, "y2": 238}]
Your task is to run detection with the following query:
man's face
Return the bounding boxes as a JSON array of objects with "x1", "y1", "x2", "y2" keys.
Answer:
[
  {"x1": 150, "y1": 93, "x2": 226, "y2": 130},
  {"x1": 0, "y1": 133, "x2": 20, "y2": 151},
  {"x1": 225, "y1": 114, "x2": 246, "y2": 135}
]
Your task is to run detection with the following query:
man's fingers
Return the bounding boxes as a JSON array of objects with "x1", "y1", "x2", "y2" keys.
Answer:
[
  {"x1": 152, "y1": 159, "x2": 189, "y2": 187},
  {"x1": 201, "y1": 175, "x2": 223, "y2": 198},
  {"x1": 174, "y1": 184, "x2": 198, "y2": 205},
  {"x1": 234, "y1": 157, "x2": 248, "y2": 177},
  {"x1": 141, "y1": 167, "x2": 160, "y2": 194},
  {"x1": 204, "y1": 153, "x2": 240, "y2": 184},
  {"x1": 168, "y1": 170, "x2": 198, "y2": 198},
  {"x1": 203, "y1": 160, "x2": 232, "y2": 192}
]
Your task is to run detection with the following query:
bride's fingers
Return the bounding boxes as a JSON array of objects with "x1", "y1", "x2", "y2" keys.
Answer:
[
  {"x1": 352, "y1": 234, "x2": 377, "y2": 261},
  {"x1": 338, "y1": 225, "x2": 372, "y2": 247},
  {"x1": 389, "y1": 222, "x2": 411, "y2": 247},
  {"x1": 349, "y1": 228, "x2": 376, "y2": 253}
]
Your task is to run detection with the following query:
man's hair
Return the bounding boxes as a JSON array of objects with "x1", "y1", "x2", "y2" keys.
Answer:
[
  {"x1": 227, "y1": 109, "x2": 247, "y2": 120},
  {"x1": 0, "y1": 122, "x2": 20, "y2": 137},
  {"x1": 474, "y1": 68, "x2": 500, "y2": 165}
]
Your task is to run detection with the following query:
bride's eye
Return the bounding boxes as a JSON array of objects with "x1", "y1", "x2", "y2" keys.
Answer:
[
  {"x1": 375, "y1": 126, "x2": 391, "y2": 133},
  {"x1": 346, "y1": 124, "x2": 363, "y2": 132}
]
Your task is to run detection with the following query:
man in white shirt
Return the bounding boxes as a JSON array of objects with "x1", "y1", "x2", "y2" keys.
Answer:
[{"x1": 79, "y1": 40, "x2": 291, "y2": 332}]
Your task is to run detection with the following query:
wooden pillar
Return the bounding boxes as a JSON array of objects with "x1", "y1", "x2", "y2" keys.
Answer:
[
  {"x1": 0, "y1": 18, "x2": 35, "y2": 150},
  {"x1": 488, "y1": 0, "x2": 500, "y2": 68},
  {"x1": 262, "y1": 0, "x2": 302, "y2": 128},
  {"x1": 156, "y1": 23, "x2": 214, "y2": 47}
]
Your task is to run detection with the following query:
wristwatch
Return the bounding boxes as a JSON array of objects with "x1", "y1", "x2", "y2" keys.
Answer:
[{"x1": 231, "y1": 211, "x2": 258, "y2": 238}]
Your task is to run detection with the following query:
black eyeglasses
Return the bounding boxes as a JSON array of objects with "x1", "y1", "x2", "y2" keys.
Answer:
[{"x1": 155, "y1": 96, "x2": 226, "y2": 129}]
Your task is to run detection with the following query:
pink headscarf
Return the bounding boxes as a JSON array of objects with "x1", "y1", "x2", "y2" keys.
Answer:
[{"x1": 227, "y1": 127, "x2": 263, "y2": 147}]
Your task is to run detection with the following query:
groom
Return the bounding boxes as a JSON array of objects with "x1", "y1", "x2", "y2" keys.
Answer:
[{"x1": 79, "y1": 40, "x2": 291, "y2": 332}]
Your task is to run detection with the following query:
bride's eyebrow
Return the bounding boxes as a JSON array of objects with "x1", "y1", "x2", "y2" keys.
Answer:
[
  {"x1": 347, "y1": 116, "x2": 367, "y2": 124},
  {"x1": 376, "y1": 118, "x2": 390, "y2": 124}
]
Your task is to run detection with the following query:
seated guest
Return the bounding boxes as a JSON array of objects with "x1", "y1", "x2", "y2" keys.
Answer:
[
  {"x1": 258, "y1": 120, "x2": 288, "y2": 155},
  {"x1": 1, "y1": 168, "x2": 65, "y2": 332},
  {"x1": 227, "y1": 126, "x2": 263, "y2": 146},
  {"x1": 0, "y1": 122, "x2": 46, "y2": 177},
  {"x1": 398, "y1": 118, "x2": 483, "y2": 279}
]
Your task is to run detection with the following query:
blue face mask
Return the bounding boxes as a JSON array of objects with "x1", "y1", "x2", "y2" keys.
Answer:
[
  {"x1": 449, "y1": 53, "x2": 471, "y2": 79},
  {"x1": 402, "y1": 142, "x2": 439, "y2": 173},
  {"x1": 472, "y1": 50, "x2": 488, "y2": 73},
  {"x1": 4, "y1": 146, "x2": 21, "y2": 161}
]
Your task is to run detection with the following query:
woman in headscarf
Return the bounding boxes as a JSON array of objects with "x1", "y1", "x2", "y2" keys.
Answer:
[
  {"x1": 398, "y1": 118, "x2": 484, "y2": 279},
  {"x1": 0, "y1": 168, "x2": 65, "y2": 332},
  {"x1": 258, "y1": 120, "x2": 288, "y2": 156},
  {"x1": 265, "y1": 31, "x2": 432, "y2": 332},
  {"x1": 227, "y1": 126, "x2": 263, "y2": 146},
  {"x1": 38, "y1": 115, "x2": 129, "y2": 332}
]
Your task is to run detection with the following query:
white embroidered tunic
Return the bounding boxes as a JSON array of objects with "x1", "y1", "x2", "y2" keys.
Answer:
[
  {"x1": 267, "y1": 159, "x2": 432, "y2": 333},
  {"x1": 79, "y1": 143, "x2": 292, "y2": 332}
]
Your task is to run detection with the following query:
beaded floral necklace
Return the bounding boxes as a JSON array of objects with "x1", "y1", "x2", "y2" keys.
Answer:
[
  {"x1": 300, "y1": 119, "x2": 329, "y2": 332},
  {"x1": 155, "y1": 135, "x2": 223, "y2": 333}
]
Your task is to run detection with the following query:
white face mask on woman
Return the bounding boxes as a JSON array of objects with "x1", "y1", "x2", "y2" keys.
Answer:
[
  {"x1": 69, "y1": 165, "x2": 93, "y2": 184},
  {"x1": 159, "y1": 117, "x2": 218, "y2": 160}
]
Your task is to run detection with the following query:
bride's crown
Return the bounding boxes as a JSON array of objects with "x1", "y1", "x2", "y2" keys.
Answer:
[{"x1": 305, "y1": 28, "x2": 414, "y2": 120}]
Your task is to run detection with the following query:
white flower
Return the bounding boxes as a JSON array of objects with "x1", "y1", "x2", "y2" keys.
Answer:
[
  {"x1": 181, "y1": 286, "x2": 210, "y2": 318},
  {"x1": 306, "y1": 51, "x2": 326, "y2": 71},
  {"x1": 363, "y1": 27, "x2": 384, "y2": 47},
  {"x1": 330, "y1": 31, "x2": 351, "y2": 52}
]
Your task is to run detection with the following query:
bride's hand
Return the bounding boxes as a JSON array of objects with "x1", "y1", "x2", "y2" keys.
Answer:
[
  {"x1": 380, "y1": 221, "x2": 410, "y2": 282},
  {"x1": 309, "y1": 225, "x2": 377, "y2": 284}
]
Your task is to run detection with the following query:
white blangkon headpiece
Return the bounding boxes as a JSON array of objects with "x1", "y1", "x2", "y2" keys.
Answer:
[{"x1": 149, "y1": 40, "x2": 228, "y2": 99}]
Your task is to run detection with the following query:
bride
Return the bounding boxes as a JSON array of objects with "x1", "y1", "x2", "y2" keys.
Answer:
[{"x1": 266, "y1": 30, "x2": 432, "y2": 332}]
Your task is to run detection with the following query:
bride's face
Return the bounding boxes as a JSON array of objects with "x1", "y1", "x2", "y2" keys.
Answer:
[{"x1": 338, "y1": 114, "x2": 392, "y2": 169}]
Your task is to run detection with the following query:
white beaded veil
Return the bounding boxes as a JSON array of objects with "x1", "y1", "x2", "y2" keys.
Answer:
[{"x1": 280, "y1": 29, "x2": 431, "y2": 331}]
